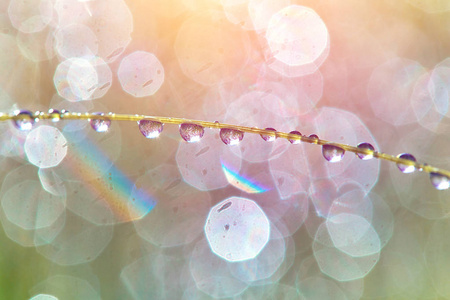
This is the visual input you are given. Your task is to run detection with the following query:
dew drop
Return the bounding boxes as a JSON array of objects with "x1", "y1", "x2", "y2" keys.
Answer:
[
  {"x1": 396, "y1": 153, "x2": 416, "y2": 173},
  {"x1": 430, "y1": 173, "x2": 450, "y2": 190},
  {"x1": 260, "y1": 127, "x2": 277, "y2": 142},
  {"x1": 12, "y1": 110, "x2": 35, "y2": 130},
  {"x1": 220, "y1": 128, "x2": 244, "y2": 145},
  {"x1": 60, "y1": 109, "x2": 69, "y2": 119},
  {"x1": 89, "y1": 112, "x2": 111, "y2": 133},
  {"x1": 356, "y1": 142, "x2": 375, "y2": 160},
  {"x1": 48, "y1": 108, "x2": 61, "y2": 122},
  {"x1": 138, "y1": 119, "x2": 163, "y2": 139},
  {"x1": 309, "y1": 134, "x2": 319, "y2": 139},
  {"x1": 288, "y1": 130, "x2": 302, "y2": 144},
  {"x1": 179, "y1": 123, "x2": 205, "y2": 143},
  {"x1": 322, "y1": 144, "x2": 345, "y2": 162}
]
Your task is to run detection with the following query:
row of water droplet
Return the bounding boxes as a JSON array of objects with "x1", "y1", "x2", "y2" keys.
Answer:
[{"x1": 11, "y1": 109, "x2": 450, "y2": 190}]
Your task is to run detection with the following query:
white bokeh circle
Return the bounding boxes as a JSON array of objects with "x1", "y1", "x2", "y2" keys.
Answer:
[{"x1": 204, "y1": 197, "x2": 270, "y2": 262}]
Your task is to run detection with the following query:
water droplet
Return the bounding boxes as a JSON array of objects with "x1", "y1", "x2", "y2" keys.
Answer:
[
  {"x1": 13, "y1": 110, "x2": 35, "y2": 130},
  {"x1": 430, "y1": 173, "x2": 450, "y2": 190},
  {"x1": 48, "y1": 108, "x2": 61, "y2": 122},
  {"x1": 179, "y1": 123, "x2": 204, "y2": 142},
  {"x1": 220, "y1": 128, "x2": 244, "y2": 145},
  {"x1": 59, "y1": 109, "x2": 69, "y2": 119},
  {"x1": 356, "y1": 142, "x2": 375, "y2": 160},
  {"x1": 309, "y1": 134, "x2": 319, "y2": 144},
  {"x1": 288, "y1": 130, "x2": 302, "y2": 144},
  {"x1": 396, "y1": 153, "x2": 416, "y2": 173},
  {"x1": 322, "y1": 144, "x2": 345, "y2": 162},
  {"x1": 138, "y1": 119, "x2": 163, "y2": 138},
  {"x1": 260, "y1": 128, "x2": 277, "y2": 142},
  {"x1": 89, "y1": 112, "x2": 111, "y2": 132}
]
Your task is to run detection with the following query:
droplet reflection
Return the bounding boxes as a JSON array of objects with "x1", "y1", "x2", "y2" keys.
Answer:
[
  {"x1": 48, "y1": 108, "x2": 61, "y2": 122},
  {"x1": 220, "y1": 128, "x2": 244, "y2": 145},
  {"x1": 138, "y1": 120, "x2": 163, "y2": 139},
  {"x1": 322, "y1": 144, "x2": 345, "y2": 162},
  {"x1": 356, "y1": 142, "x2": 375, "y2": 160},
  {"x1": 260, "y1": 128, "x2": 277, "y2": 142},
  {"x1": 13, "y1": 110, "x2": 35, "y2": 130},
  {"x1": 430, "y1": 173, "x2": 450, "y2": 190},
  {"x1": 89, "y1": 112, "x2": 111, "y2": 132},
  {"x1": 396, "y1": 153, "x2": 416, "y2": 173},
  {"x1": 288, "y1": 130, "x2": 302, "y2": 144},
  {"x1": 179, "y1": 123, "x2": 205, "y2": 143}
]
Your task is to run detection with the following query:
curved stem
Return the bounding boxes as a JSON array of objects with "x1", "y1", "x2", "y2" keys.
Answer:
[{"x1": 4, "y1": 111, "x2": 450, "y2": 178}]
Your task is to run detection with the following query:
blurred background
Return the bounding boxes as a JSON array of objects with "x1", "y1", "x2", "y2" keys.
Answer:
[{"x1": 1, "y1": 0, "x2": 450, "y2": 299}]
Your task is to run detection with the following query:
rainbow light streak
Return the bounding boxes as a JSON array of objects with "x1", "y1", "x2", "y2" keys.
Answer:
[
  {"x1": 65, "y1": 130, "x2": 156, "y2": 222},
  {"x1": 221, "y1": 162, "x2": 269, "y2": 194}
]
